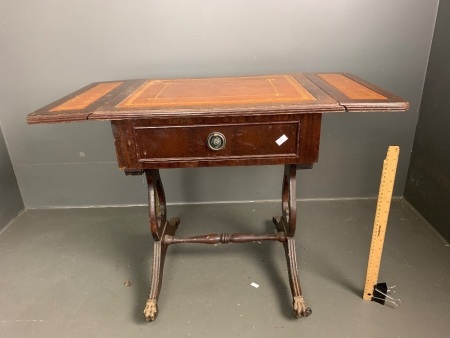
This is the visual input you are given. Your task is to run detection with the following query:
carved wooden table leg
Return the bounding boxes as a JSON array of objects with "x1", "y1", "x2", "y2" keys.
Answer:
[
  {"x1": 273, "y1": 164, "x2": 312, "y2": 318},
  {"x1": 143, "y1": 169, "x2": 180, "y2": 321}
]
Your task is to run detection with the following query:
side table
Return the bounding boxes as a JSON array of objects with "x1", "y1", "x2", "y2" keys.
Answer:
[{"x1": 27, "y1": 73, "x2": 408, "y2": 321}]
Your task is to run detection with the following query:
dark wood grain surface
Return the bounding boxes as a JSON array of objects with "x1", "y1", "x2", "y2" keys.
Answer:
[{"x1": 116, "y1": 113, "x2": 322, "y2": 169}]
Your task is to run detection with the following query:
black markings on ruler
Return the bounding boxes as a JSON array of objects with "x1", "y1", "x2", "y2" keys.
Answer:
[{"x1": 363, "y1": 146, "x2": 399, "y2": 301}]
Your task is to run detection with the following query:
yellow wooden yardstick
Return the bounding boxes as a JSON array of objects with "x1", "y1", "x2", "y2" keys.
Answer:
[{"x1": 363, "y1": 146, "x2": 400, "y2": 302}]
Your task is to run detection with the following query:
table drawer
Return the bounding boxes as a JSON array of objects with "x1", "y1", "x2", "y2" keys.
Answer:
[
  {"x1": 134, "y1": 122, "x2": 299, "y2": 163},
  {"x1": 111, "y1": 114, "x2": 321, "y2": 169}
]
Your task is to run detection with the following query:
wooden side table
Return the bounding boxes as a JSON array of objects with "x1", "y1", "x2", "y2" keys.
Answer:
[{"x1": 27, "y1": 73, "x2": 408, "y2": 321}]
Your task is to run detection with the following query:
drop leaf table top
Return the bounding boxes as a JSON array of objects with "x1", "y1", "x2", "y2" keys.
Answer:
[{"x1": 27, "y1": 73, "x2": 408, "y2": 124}]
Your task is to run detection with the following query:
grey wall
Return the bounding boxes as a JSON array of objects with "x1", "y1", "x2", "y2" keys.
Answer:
[
  {"x1": 0, "y1": 122, "x2": 24, "y2": 229},
  {"x1": 405, "y1": 0, "x2": 450, "y2": 242},
  {"x1": 0, "y1": 0, "x2": 439, "y2": 208}
]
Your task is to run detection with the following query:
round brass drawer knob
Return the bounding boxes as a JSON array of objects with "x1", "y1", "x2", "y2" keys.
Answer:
[{"x1": 207, "y1": 132, "x2": 226, "y2": 151}]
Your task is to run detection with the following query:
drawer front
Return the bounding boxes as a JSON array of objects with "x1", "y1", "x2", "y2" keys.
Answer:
[{"x1": 134, "y1": 122, "x2": 299, "y2": 163}]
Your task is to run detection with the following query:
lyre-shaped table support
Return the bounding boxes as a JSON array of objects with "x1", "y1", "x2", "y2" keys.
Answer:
[
  {"x1": 142, "y1": 164, "x2": 311, "y2": 321},
  {"x1": 273, "y1": 164, "x2": 312, "y2": 318}
]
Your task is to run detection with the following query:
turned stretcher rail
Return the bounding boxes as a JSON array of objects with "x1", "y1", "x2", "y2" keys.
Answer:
[{"x1": 163, "y1": 232, "x2": 287, "y2": 245}]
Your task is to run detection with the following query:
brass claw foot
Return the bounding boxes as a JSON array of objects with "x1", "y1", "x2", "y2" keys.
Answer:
[
  {"x1": 293, "y1": 296, "x2": 312, "y2": 318},
  {"x1": 143, "y1": 299, "x2": 159, "y2": 322}
]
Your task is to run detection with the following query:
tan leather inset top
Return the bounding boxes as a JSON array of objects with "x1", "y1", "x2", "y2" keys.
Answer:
[
  {"x1": 50, "y1": 82, "x2": 123, "y2": 111},
  {"x1": 117, "y1": 75, "x2": 316, "y2": 109},
  {"x1": 318, "y1": 74, "x2": 387, "y2": 100},
  {"x1": 27, "y1": 73, "x2": 409, "y2": 124}
]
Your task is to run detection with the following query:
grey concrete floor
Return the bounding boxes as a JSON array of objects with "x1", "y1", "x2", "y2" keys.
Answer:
[{"x1": 0, "y1": 199, "x2": 449, "y2": 337}]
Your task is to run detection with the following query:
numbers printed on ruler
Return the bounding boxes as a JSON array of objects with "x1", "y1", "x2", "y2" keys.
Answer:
[{"x1": 363, "y1": 146, "x2": 399, "y2": 300}]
